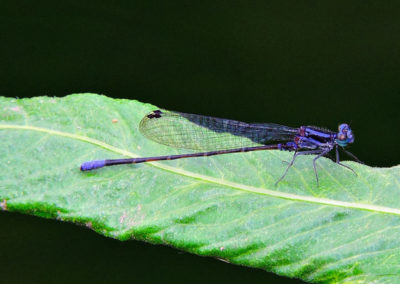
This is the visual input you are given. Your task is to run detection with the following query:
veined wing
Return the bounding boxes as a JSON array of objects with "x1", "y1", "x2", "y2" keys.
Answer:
[{"x1": 139, "y1": 110, "x2": 298, "y2": 151}]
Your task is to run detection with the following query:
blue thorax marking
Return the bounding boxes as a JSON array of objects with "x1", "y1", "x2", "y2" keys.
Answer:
[
  {"x1": 304, "y1": 127, "x2": 331, "y2": 139},
  {"x1": 298, "y1": 137, "x2": 324, "y2": 148}
]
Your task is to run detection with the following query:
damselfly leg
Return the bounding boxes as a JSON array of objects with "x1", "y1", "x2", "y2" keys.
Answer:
[
  {"x1": 312, "y1": 148, "x2": 333, "y2": 187},
  {"x1": 341, "y1": 146, "x2": 364, "y2": 164},
  {"x1": 335, "y1": 145, "x2": 357, "y2": 176},
  {"x1": 275, "y1": 149, "x2": 323, "y2": 186}
]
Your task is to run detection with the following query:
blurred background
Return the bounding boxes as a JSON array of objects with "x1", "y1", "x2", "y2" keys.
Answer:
[{"x1": 1, "y1": 1, "x2": 399, "y2": 283}]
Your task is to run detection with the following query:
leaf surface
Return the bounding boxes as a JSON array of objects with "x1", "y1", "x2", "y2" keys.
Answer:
[{"x1": 1, "y1": 94, "x2": 399, "y2": 283}]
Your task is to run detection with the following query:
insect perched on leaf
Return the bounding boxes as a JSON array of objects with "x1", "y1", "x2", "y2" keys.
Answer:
[{"x1": 81, "y1": 109, "x2": 361, "y2": 186}]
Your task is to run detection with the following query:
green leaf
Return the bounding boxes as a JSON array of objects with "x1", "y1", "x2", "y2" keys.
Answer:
[{"x1": 1, "y1": 94, "x2": 399, "y2": 283}]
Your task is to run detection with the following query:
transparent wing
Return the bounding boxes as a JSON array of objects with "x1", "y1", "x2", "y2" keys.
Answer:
[{"x1": 139, "y1": 110, "x2": 298, "y2": 151}]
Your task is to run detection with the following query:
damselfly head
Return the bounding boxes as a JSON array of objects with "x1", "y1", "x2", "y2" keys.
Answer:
[{"x1": 336, "y1": 123, "x2": 354, "y2": 147}]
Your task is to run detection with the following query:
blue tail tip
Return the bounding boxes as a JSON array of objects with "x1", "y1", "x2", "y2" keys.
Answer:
[{"x1": 80, "y1": 160, "x2": 106, "y2": 171}]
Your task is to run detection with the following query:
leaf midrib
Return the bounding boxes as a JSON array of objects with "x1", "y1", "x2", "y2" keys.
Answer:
[{"x1": 2, "y1": 123, "x2": 399, "y2": 216}]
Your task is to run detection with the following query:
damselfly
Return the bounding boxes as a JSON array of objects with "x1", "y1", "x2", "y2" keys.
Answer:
[{"x1": 80, "y1": 109, "x2": 361, "y2": 186}]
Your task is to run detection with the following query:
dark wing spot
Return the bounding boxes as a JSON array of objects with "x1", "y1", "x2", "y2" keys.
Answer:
[{"x1": 147, "y1": 110, "x2": 163, "y2": 119}]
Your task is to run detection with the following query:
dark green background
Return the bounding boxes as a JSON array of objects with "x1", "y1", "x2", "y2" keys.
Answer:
[{"x1": 1, "y1": 1, "x2": 399, "y2": 283}]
